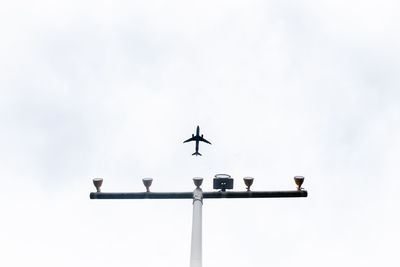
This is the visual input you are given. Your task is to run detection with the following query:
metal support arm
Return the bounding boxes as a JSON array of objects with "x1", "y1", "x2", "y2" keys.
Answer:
[{"x1": 90, "y1": 190, "x2": 307, "y2": 199}]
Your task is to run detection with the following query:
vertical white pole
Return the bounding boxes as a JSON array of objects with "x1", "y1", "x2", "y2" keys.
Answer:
[{"x1": 190, "y1": 187, "x2": 203, "y2": 267}]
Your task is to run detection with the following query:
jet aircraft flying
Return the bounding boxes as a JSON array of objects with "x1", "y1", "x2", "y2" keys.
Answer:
[{"x1": 183, "y1": 126, "x2": 211, "y2": 156}]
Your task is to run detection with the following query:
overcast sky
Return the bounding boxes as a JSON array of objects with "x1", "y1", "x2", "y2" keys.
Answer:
[{"x1": 1, "y1": 1, "x2": 399, "y2": 266}]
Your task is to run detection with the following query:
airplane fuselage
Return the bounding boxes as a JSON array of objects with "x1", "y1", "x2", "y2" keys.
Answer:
[
  {"x1": 195, "y1": 126, "x2": 200, "y2": 153},
  {"x1": 183, "y1": 126, "x2": 211, "y2": 156}
]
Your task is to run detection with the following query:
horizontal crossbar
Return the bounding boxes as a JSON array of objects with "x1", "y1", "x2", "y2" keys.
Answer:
[{"x1": 90, "y1": 190, "x2": 307, "y2": 199}]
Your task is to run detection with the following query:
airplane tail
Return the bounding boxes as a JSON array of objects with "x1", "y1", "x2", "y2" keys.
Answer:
[{"x1": 192, "y1": 152, "x2": 202, "y2": 156}]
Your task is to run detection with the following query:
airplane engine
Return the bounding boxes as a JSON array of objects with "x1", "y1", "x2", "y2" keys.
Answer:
[
  {"x1": 192, "y1": 134, "x2": 194, "y2": 137},
  {"x1": 201, "y1": 134, "x2": 203, "y2": 137}
]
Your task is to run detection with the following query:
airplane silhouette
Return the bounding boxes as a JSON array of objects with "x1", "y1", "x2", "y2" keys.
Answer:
[{"x1": 183, "y1": 126, "x2": 211, "y2": 156}]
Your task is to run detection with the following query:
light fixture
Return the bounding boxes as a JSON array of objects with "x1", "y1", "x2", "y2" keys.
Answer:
[
  {"x1": 243, "y1": 177, "x2": 254, "y2": 191},
  {"x1": 93, "y1": 178, "x2": 103, "y2": 192},
  {"x1": 294, "y1": 176, "x2": 304, "y2": 191},
  {"x1": 213, "y1": 174, "x2": 234, "y2": 191},
  {"x1": 193, "y1": 177, "x2": 204, "y2": 188},
  {"x1": 142, "y1": 178, "x2": 153, "y2": 192}
]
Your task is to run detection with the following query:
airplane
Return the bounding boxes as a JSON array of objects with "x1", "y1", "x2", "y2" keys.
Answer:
[{"x1": 183, "y1": 126, "x2": 211, "y2": 156}]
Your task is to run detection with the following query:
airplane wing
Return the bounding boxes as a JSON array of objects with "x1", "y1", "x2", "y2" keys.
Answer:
[
  {"x1": 199, "y1": 137, "x2": 211, "y2": 145},
  {"x1": 183, "y1": 137, "x2": 196, "y2": 143}
]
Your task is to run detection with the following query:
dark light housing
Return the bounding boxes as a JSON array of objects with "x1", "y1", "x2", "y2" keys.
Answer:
[
  {"x1": 142, "y1": 178, "x2": 153, "y2": 192},
  {"x1": 93, "y1": 178, "x2": 103, "y2": 192},
  {"x1": 213, "y1": 174, "x2": 234, "y2": 191},
  {"x1": 243, "y1": 177, "x2": 254, "y2": 191},
  {"x1": 193, "y1": 177, "x2": 204, "y2": 188},
  {"x1": 294, "y1": 176, "x2": 304, "y2": 191}
]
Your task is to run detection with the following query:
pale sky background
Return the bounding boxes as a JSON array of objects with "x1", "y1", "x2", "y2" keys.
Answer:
[{"x1": 1, "y1": 0, "x2": 399, "y2": 266}]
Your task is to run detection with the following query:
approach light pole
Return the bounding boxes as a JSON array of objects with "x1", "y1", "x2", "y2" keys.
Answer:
[{"x1": 90, "y1": 175, "x2": 308, "y2": 267}]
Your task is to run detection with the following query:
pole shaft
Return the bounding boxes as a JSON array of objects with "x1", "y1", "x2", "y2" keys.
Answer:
[{"x1": 190, "y1": 188, "x2": 203, "y2": 267}]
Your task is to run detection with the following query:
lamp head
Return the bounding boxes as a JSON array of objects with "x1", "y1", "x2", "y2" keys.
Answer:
[
  {"x1": 294, "y1": 176, "x2": 304, "y2": 190},
  {"x1": 193, "y1": 177, "x2": 204, "y2": 188},
  {"x1": 93, "y1": 178, "x2": 103, "y2": 192},
  {"x1": 213, "y1": 174, "x2": 234, "y2": 192},
  {"x1": 243, "y1": 177, "x2": 254, "y2": 191},
  {"x1": 142, "y1": 178, "x2": 153, "y2": 192}
]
